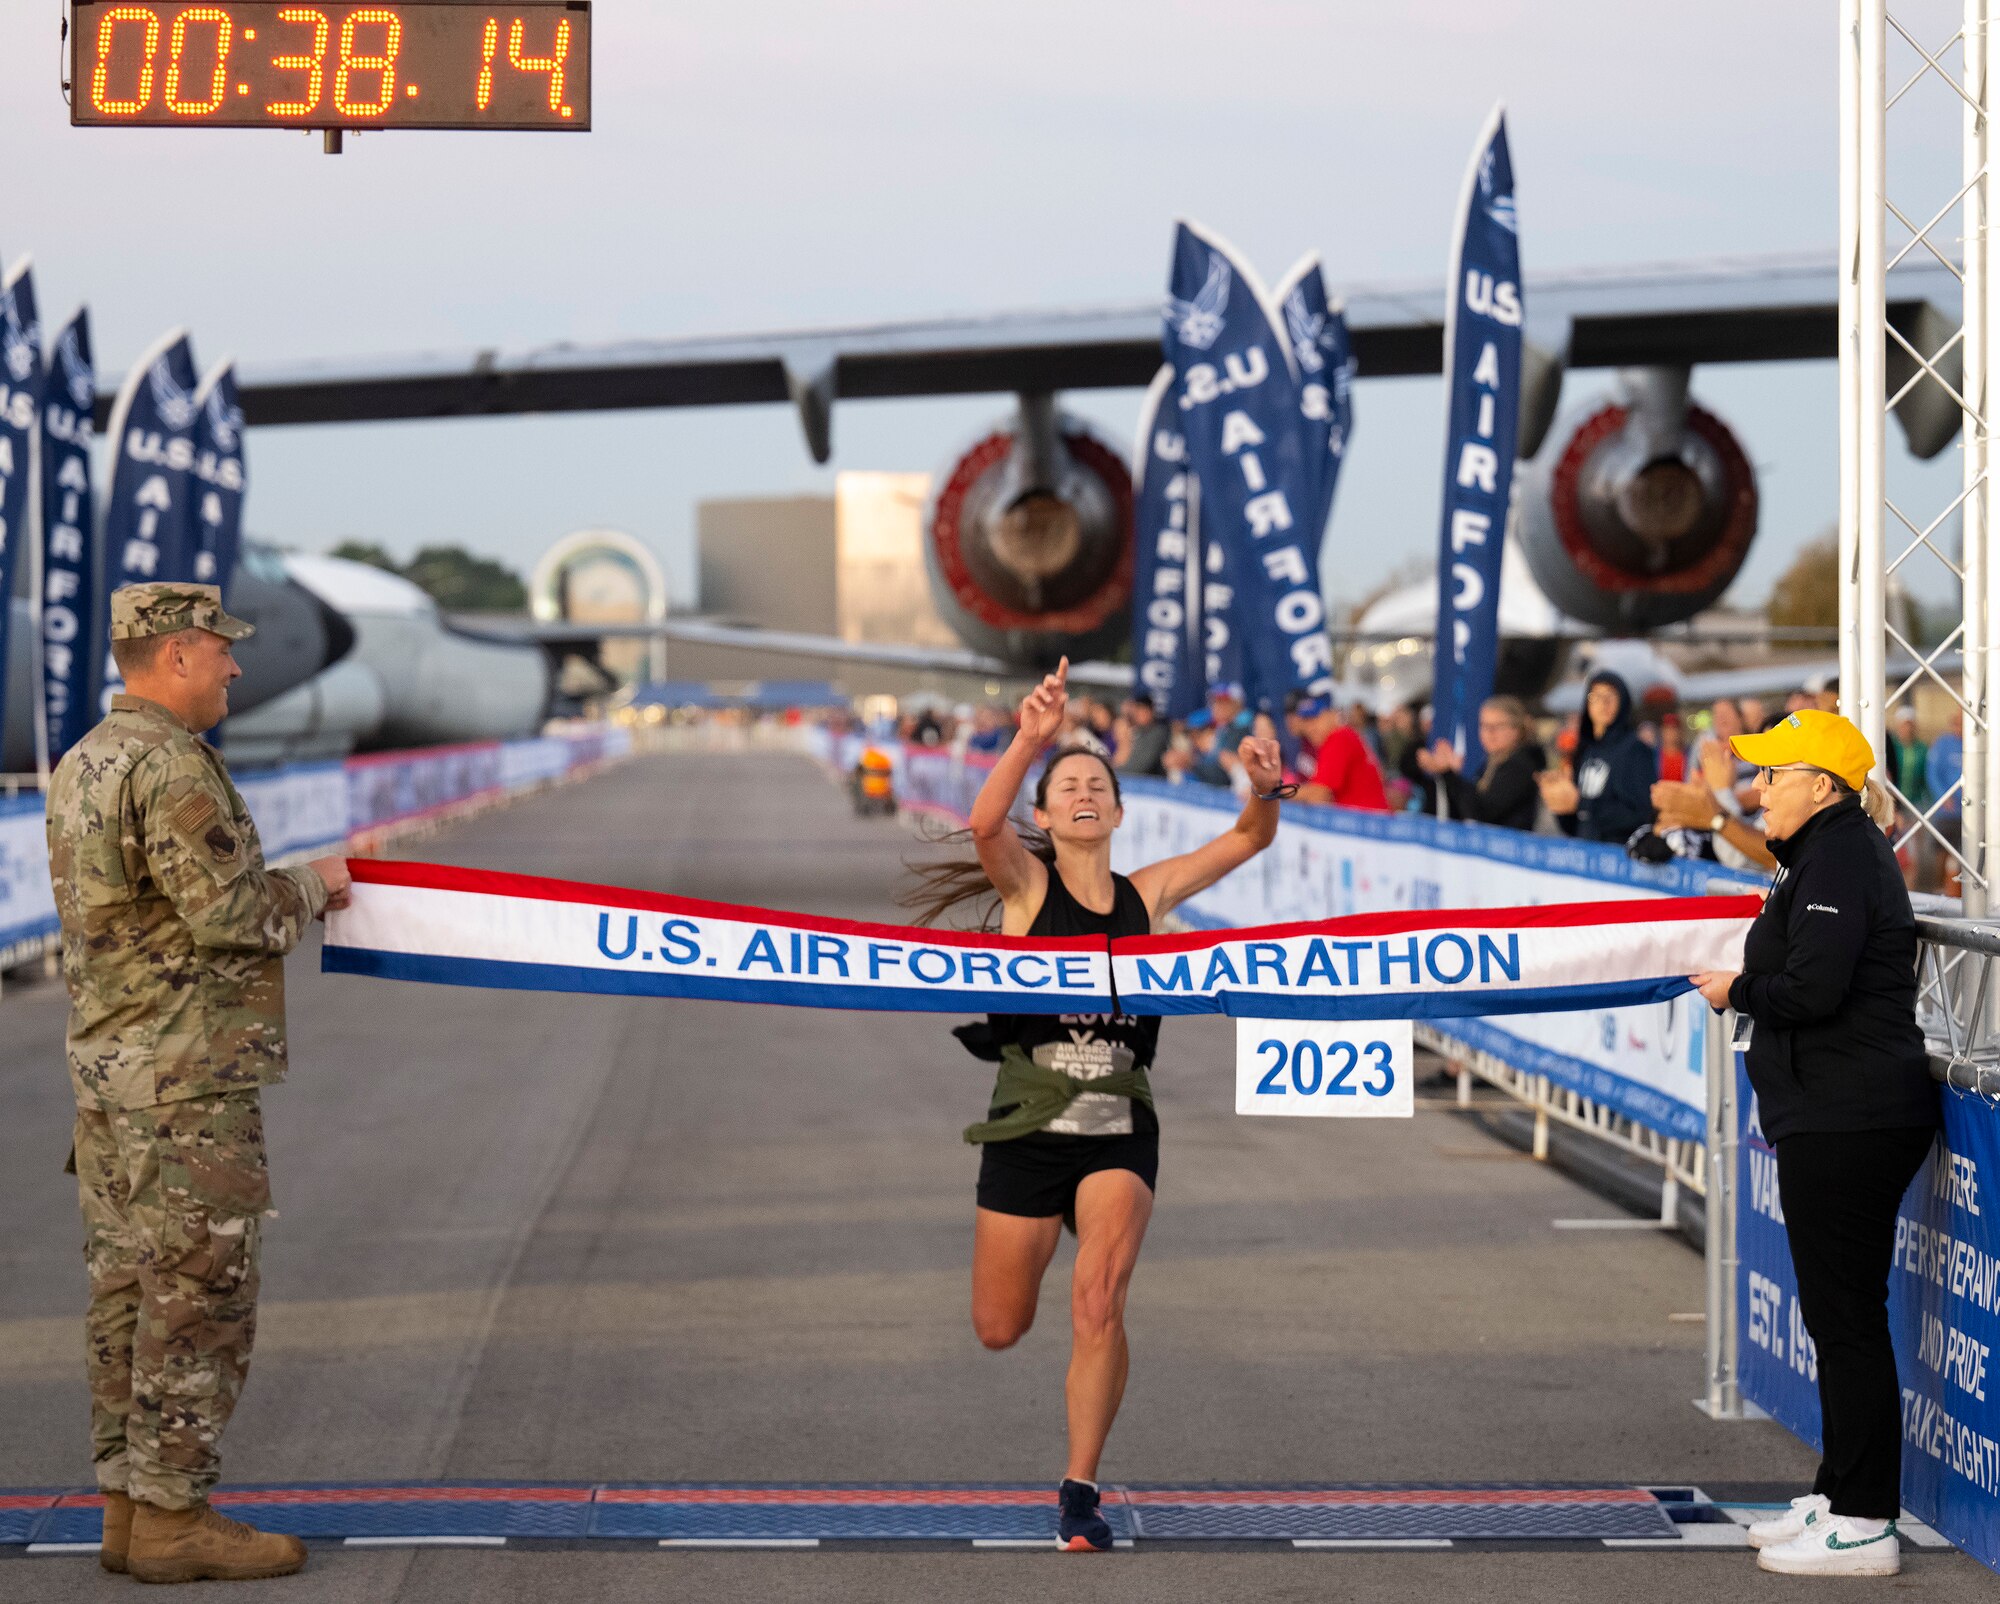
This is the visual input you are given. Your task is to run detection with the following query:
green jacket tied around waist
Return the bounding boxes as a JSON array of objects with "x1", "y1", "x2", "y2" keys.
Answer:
[{"x1": 962, "y1": 1044, "x2": 1154, "y2": 1145}]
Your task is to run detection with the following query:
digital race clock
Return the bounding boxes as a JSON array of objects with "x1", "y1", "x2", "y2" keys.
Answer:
[{"x1": 70, "y1": 2, "x2": 591, "y2": 132}]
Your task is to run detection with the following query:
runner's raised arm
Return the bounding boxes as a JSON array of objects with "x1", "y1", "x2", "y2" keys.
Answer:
[
  {"x1": 967, "y1": 657, "x2": 1069, "y2": 915},
  {"x1": 1129, "y1": 736, "x2": 1284, "y2": 925}
]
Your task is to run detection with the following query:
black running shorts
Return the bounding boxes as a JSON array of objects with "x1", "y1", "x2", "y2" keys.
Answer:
[{"x1": 976, "y1": 1129, "x2": 1159, "y2": 1221}]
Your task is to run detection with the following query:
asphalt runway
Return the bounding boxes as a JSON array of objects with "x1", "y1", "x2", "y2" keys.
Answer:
[{"x1": 1, "y1": 750, "x2": 1989, "y2": 1600}]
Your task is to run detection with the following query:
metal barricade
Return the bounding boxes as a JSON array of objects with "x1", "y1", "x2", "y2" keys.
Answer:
[{"x1": 1700, "y1": 912, "x2": 2000, "y2": 1420}]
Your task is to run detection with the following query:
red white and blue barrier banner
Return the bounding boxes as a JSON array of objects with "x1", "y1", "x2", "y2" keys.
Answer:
[
  {"x1": 323, "y1": 856, "x2": 1755, "y2": 1026},
  {"x1": 1738, "y1": 1064, "x2": 2000, "y2": 1576},
  {"x1": 1113, "y1": 897, "x2": 1757, "y2": 1021},
  {"x1": 323, "y1": 859, "x2": 1117, "y2": 1014}
]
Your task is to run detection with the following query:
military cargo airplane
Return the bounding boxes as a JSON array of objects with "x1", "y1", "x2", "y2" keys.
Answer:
[{"x1": 214, "y1": 250, "x2": 1960, "y2": 671}]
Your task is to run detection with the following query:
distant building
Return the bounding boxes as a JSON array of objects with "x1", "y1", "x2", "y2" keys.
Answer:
[
  {"x1": 681, "y1": 476, "x2": 1006, "y2": 704},
  {"x1": 697, "y1": 494, "x2": 838, "y2": 634}
]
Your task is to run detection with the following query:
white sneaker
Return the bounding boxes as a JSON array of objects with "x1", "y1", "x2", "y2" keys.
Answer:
[
  {"x1": 1745, "y1": 1493, "x2": 1830, "y2": 1549},
  {"x1": 1756, "y1": 1515, "x2": 1900, "y2": 1576}
]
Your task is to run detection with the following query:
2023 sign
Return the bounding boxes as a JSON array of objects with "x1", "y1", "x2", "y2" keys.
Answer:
[{"x1": 1234, "y1": 1019, "x2": 1414, "y2": 1119}]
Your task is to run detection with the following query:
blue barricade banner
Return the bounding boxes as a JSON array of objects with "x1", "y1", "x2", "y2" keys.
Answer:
[
  {"x1": 1274, "y1": 253, "x2": 1355, "y2": 550},
  {"x1": 1129, "y1": 364, "x2": 1203, "y2": 719},
  {"x1": 1164, "y1": 220, "x2": 1334, "y2": 707},
  {"x1": 38, "y1": 310, "x2": 99, "y2": 760},
  {"x1": 5, "y1": 726, "x2": 635, "y2": 958},
  {"x1": 0, "y1": 262, "x2": 43, "y2": 728},
  {"x1": 191, "y1": 360, "x2": 246, "y2": 596},
  {"x1": 233, "y1": 762, "x2": 350, "y2": 861},
  {"x1": 1739, "y1": 1062, "x2": 2000, "y2": 1573},
  {"x1": 1431, "y1": 105, "x2": 1522, "y2": 780},
  {"x1": 0, "y1": 792, "x2": 58, "y2": 960}
]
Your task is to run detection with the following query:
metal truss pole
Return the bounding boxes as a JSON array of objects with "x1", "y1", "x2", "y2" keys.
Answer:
[
  {"x1": 1846, "y1": 0, "x2": 1994, "y2": 907},
  {"x1": 1984, "y1": 0, "x2": 2000, "y2": 913},
  {"x1": 1967, "y1": 0, "x2": 1990, "y2": 917},
  {"x1": 1855, "y1": 1, "x2": 1890, "y2": 767},
  {"x1": 1841, "y1": 0, "x2": 1863, "y2": 719}
]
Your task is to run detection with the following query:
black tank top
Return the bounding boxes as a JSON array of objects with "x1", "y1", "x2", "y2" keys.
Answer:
[{"x1": 986, "y1": 865, "x2": 1161, "y2": 1139}]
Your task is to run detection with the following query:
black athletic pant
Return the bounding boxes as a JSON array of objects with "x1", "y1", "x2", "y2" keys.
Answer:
[{"x1": 1775, "y1": 1125, "x2": 1938, "y2": 1519}]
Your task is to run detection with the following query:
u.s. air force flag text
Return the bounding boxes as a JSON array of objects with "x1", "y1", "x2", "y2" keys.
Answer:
[
  {"x1": 100, "y1": 328, "x2": 200, "y2": 710},
  {"x1": 1164, "y1": 220, "x2": 1333, "y2": 708},
  {"x1": 1273, "y1": 253, "x2": 1356, "y2": 552},
  {"x1": 1129, "y1": 364, "x2": 1202, "y2": 719},
  {"x1": 103, "y1": 329, "x2": 200, "y2": 592},
  {"x1": 191, "y1": 360, "x2": 246, "y2": 596},
  {"x1": 1431, "y1": 105, "x2": 1522, "y2": 781},
  {"x1": 39, "y1": 309, "x2": 96, "y2": 759},
  {"x1": 0, "y1": 261, "x2": 42, "y2": 726}
]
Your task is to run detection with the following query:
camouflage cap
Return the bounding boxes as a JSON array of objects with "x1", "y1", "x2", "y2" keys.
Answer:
[{"x1": 108, "y1": 583, "x2": 254, "y2": 643}]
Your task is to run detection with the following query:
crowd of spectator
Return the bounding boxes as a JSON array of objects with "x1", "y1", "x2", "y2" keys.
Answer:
[{"x1": 843, "y1": 669, "x2": 1964, "y2": 892}]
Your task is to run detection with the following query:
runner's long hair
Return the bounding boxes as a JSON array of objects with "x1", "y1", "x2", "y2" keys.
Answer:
[{"x1": 900, "y1": 748, "x2": 1122, "y2": 931}]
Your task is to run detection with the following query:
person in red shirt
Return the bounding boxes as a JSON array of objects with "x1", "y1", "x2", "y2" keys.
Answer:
[{"x1": 1289, "y1": 695, "x2": 1390, "y2": 811}]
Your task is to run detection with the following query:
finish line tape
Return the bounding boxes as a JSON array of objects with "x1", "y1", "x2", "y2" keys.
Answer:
[{"x1": 323, "y1": 858, "x2": 1758, "y2": 1021}]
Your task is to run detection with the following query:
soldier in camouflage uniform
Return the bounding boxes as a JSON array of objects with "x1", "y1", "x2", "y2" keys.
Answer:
[{"x1": 46, "y1": 582, "x2": 352, "y2": 1584}]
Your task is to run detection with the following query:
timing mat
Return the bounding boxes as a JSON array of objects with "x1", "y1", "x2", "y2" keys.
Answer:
[{"x1": 4, "y1": 1481, "x2": 1683, "y2": 1544}]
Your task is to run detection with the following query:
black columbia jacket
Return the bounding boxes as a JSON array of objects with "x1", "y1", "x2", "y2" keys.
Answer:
[{"x1": 1727, "y1": 800, "x2": 1937, "y2": 1142}]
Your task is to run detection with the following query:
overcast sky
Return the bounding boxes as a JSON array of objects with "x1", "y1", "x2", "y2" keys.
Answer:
[{"x1": 1, "y1": 1, "x2": 1973, "y2": 615}]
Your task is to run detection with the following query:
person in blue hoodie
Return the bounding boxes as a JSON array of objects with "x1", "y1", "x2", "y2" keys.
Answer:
[{"x1": 1536, "y1": 670, "x2": 1658, "y2": 843}]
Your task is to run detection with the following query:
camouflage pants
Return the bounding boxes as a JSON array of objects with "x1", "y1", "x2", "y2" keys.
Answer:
[{"x1": 73, "y1": 1092, "x2": 269, "y2": 1511}]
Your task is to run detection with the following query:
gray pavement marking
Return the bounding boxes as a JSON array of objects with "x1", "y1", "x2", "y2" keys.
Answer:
[{"x1": 4, "y1": 752, "x2": 1994, "y2": 1601}]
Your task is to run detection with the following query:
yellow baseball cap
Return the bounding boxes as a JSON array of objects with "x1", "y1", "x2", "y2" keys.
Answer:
[{"x1": 1729, "y1": 709, "x2": 1876, "y2": 791}]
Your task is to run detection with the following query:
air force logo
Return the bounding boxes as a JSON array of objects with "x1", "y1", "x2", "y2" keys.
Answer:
[
  {"x1": 148, "y1": 359, "x2": 195, "y2": 432},
  {"x1": 1283, "y1": 287, "x2": 1326, "y2": 375},
  {"x1": 58, "y1": 328, "x2": 92, "y2": 410},
  {"x1": 204, "y1": 384, "x2": 241, "y2": 453},
  {"x1": 0, "y1": 295, "x2": 36, "y2": 385},
  {"x1": 1165, "y1": 252, "x2": 1231, "y2": 352}
]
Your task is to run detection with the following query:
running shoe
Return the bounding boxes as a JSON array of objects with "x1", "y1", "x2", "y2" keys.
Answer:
[
  {"x1": 1756, "y1": 1515, "x2": 1899, "y2": 1576},
  {"x1": 1056, "y1": 1479, "x2": 1113, "y2": 1552},
  {"x1": 1745, "y1": 1493, "x2": 1829, "y2": 1549}
]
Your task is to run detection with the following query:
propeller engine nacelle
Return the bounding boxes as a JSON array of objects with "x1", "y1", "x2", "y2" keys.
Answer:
[
  {"x1": 922, "y1": 396, "x2": 1134, "y2": 668},
  {"x1": 1517, "y1": 369, "x2": 1757, "y2": 632}
]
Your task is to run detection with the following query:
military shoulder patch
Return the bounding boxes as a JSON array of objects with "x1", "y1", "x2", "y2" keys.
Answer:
[{"x1": 203, "y1": 824, "x2": 240, "y2": 862}]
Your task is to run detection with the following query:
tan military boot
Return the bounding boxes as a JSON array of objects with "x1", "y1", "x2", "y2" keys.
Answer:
[
  {"x1": 126, "y1": 1500, "x2": 307, "y2": 1584},
  {"x1": 99, "y1": 1490, "x2": 134, "y2": 1573}
]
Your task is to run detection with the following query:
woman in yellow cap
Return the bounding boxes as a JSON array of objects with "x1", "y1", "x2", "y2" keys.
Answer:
[{"x1": 1688, "y1": 709, "x2": 1938, "y2": 1577}]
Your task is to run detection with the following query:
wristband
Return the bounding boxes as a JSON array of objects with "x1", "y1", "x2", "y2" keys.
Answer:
[{"x1": 1255, "y1": 784, "x2": 1299, "y2": 802}]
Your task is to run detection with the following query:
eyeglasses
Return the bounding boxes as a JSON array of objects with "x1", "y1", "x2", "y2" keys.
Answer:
[{"x1": 1756, "y1": 764, "x2": 1834, "y2": 786}]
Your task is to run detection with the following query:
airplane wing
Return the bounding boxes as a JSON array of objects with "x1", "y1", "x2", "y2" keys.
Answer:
[{"x1": 154, "y1": 253, "x2": 1961, "y2": 463}]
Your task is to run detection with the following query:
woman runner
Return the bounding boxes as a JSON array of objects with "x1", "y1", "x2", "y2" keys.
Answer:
[{"x1": 907, "y1": 659, "x2": 1285, "y2": 1550}]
